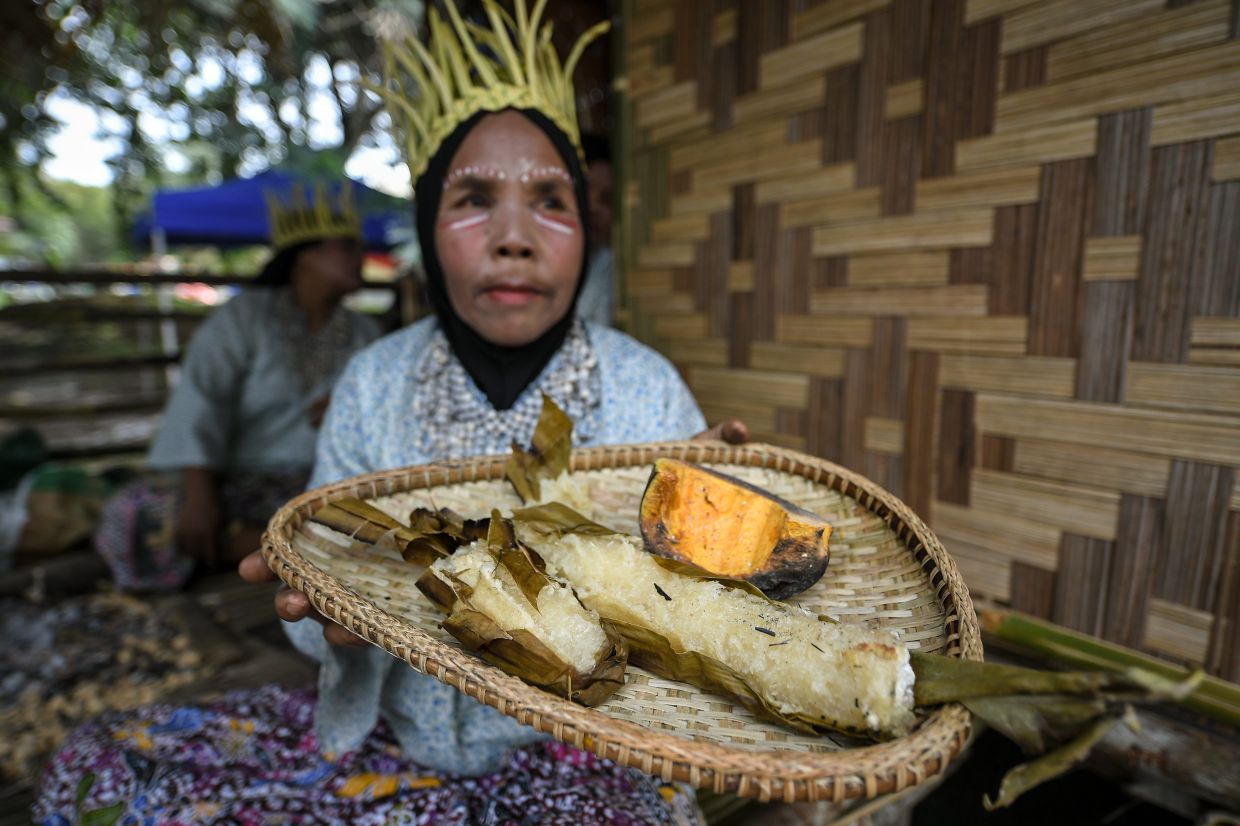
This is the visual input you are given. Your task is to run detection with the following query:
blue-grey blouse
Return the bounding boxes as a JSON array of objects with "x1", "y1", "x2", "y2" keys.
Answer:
[{"x1": 286, "y1": 316, "x2": 706, "y2": 774}]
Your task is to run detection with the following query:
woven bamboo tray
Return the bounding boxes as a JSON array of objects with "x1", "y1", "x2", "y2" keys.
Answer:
[{"x1": 262, "y1": 441, "x2": 982, "y2": 803}]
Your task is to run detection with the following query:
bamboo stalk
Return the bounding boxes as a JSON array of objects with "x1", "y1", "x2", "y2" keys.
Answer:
[{"x1": 980, "y1": 608, "x2": 1240, "y2": 727}]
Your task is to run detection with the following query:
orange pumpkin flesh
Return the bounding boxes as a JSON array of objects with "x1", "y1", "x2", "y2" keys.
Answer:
[{"x1": 639, "y1": 458, "x2": 832, "y2": 599}]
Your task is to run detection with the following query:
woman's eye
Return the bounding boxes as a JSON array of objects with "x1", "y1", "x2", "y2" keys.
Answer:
[
  {"x1": 539, "y1": 196, "x2": 568, "y2": 211},
  {"x1": 456, "y1": 192, "x2": 490, "y2": 208}
]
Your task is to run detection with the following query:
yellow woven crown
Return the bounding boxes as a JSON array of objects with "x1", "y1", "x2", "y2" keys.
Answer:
[
  {"x1": 375, "y1": 0, "x2": 609, "y2": 181},
  {"x1": 264, "y1": 182, "x2": 362, "y2": 251}
]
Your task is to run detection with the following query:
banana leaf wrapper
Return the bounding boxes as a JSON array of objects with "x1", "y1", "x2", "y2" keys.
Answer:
[
  {"x1": 415, "y1": 513, "x2": 628, "y2": 707},
  {"x1": 505, "y1": 393, "x2": 573, "y2": 503},
  {"x1": 311, "y1": 499, "x2": 487, "y2": 566},
  {"x1": 609, "y1": 617, "x2": 875, "y2": 738}
]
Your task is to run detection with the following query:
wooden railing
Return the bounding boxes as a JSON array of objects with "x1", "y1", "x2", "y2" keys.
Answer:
[{"x1": 1, "y1": 268, "x2": 409, "y2": 460}]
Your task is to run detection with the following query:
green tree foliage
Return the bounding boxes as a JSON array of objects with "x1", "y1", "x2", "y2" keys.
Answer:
[
  {"x1": 0, "y1": 178, "x2": 118, "y2": 267},
  {"x1": 0, "y1": 0, "x2": 423, "y2": 261}
]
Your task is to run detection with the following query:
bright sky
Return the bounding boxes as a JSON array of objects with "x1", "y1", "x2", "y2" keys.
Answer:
[{"x1": 40, "y1": 79, "x2": 412, "y2": 197}]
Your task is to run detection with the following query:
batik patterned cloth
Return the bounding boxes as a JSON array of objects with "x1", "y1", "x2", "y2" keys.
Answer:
[{"x1": 33, "y1": 685, "x2": 704, "y2": 826}]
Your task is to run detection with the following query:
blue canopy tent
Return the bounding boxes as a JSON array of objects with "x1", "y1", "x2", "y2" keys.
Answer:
[{"x1": 132, "y1": 170, "x2": 409, "y2": 251}]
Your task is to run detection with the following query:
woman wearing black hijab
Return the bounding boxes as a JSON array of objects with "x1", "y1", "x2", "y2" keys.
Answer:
[
  {"x1": 40, "y1": 2, "x2": 744, "y2": 819},
  {"x1": 95, "y1": 187, "x2": 380, "y2": 592}
]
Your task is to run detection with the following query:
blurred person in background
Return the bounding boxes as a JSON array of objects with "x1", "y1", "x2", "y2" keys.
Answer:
[
  {"x1": 92, "y1": 184, "x2": 382, "y2": 592},
  {"x1": 577, "y1": 132, "x2": 615, "y2": 327}
]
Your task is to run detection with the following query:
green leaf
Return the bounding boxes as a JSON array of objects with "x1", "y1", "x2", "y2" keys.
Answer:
[
  {"x1": 910, "y1": 651, "x2": 1125, "y2": 707},
  {"x1": 963, "y1": 695, "x2": 1108, "y2": 753},
  {"x1": 983, "y1": 712, "x2": 1124, "y2": 811},
  {"x1": 1119, "y1": 666, "x2": 1205, "y2": 702},
  {"x1": 911, "y1": 652, "x2": 1207, "y2": 712},
  {"x1": 75, "y1": 773, "x2": 95, "y2": 808},
  {"x1": 80, "y1": 802, "x2": 126, "y2": 826}
]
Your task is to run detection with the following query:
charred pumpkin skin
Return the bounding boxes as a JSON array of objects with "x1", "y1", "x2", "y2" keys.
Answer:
[{"x1": 639, "y1": 458, "x2": 832, "y2": 599}]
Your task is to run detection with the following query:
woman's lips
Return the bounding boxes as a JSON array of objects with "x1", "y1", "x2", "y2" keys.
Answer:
[{"x1": 483, "y1": 284, "x2": 543, "y2": 305}]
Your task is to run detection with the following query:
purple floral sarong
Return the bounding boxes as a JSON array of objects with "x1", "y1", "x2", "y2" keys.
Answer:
[{"x1": 34, "y1": 685, "x2": 704, "y2": 825}]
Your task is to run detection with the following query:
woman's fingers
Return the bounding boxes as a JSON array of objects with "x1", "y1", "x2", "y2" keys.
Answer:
[
  {"x1": 274, "y1": 584, "x2": 313, "y2": 621},
  {"x1": 238, "y1": 540, "x2": 366, "y2": 647},
  {"x1": 273, "y1": 583, "x2": 367, "y2": 646},
  {"x1": 691, "y1": 418, "x2": 751, "y2": 445},
  {"x1": 324, "y1": 623, "x2": 368, "y2": 647},
  {"x1": 238, "y1": 549, "x2": 277, "y2": 583},
  {"x1": 719, "y1": 418, "x2": 750, "y2": 444}
]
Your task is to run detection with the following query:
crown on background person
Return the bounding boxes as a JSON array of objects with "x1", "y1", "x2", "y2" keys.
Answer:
[
  {"x1": 374, "y1": 0, "x2": 609, "y2": 181},
  {"x1": 264, "y1": 182, "x2": 363, "y2": 251}
]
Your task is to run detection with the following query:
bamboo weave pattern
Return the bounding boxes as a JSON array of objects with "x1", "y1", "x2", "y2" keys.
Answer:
[{"x1": 621, "y1": 0, "x2": 1240, "y2": 681}]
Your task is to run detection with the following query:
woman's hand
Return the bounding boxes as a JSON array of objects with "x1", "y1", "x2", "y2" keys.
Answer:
[
  {"x1": 692, "y1": 418, "x2": 750, "y2": 445},
  {"x1": 177, "y1": 468, "x2": 224, "y2": 569},
  {"x1": 238, "y1": 550, "x2": 367, "y2": 646}
]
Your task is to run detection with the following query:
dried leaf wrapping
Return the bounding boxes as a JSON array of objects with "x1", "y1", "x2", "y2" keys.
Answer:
[
  {"x1": 505, "y1": 393, "x2": 573, "y2": 503},
  {"x1": 609, "y1": 618, "x2": 875, "y2": 738},
  {"x1": 312, "y1": 499, "x2": 410, "y2": 544},
  {"x1": 310, "y1": 500, "x2": 486, "y2": 566},
  {"x1": 512, "y1": 502, "x2": 613, "y2": 535},
  {"x1": 405, "y1": 507, "x2": 489, "y2": 565},
  {"x1": 414, "y1": 510, "x2": 628, "y2": 707}
]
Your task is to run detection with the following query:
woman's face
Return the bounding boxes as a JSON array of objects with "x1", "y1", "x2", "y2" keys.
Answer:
[
  {"x1": 435, "y1": 110, "x2": 584, "y2": 347},
  {"x1": 295, "y1": 236, "x2": 364, "y2": 297}
]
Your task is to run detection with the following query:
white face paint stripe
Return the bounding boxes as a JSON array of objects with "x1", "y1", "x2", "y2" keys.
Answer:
[
  {"x1": 533, "y1": 212, "x2": 576, "y2": 236},
  {"x1": 445, "y1": 213, "x2": 490, "y2": 231}
]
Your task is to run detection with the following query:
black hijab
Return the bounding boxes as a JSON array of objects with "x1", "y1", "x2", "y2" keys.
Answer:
[
  {"x1": 415, "y1": 108, "x2": 592, "y2": 411},
  {"x1": 255, "y1": 240, "x2": 316, "y2": 286}
]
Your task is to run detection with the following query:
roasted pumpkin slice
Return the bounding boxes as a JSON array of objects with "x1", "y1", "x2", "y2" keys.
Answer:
[{"x1": 639, "y1": 458, "x2": 832, "y2": 599}]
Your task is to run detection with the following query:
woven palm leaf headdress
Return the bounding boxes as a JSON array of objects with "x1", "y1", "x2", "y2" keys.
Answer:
[
  {"x1": 374, "y1": 0, "x2": 609, "y2": 181},
  {"x1": 264, "y1": 182, "x2": 362, "y2": 251}
]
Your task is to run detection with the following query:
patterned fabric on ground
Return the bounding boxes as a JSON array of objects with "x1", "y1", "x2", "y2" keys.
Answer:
[
  {"x1": 93, "y1": 470, "x2": 309, "y2": 592},
  {"x1": 33, "y1": 685, "x2": 704, "y2": 826}
]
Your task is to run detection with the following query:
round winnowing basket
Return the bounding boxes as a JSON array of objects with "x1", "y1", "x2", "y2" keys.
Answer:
[{"x1": 262, "y1": 441, "x2": 982, "y2": 803}]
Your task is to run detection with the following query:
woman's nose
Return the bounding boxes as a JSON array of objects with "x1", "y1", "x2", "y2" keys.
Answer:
[
  {"x1": 491, "y1": 204, "x2": 536, "y2": 258},
  {"x1": 496, "y1": 239, "x2": 534, "y2": 258}
]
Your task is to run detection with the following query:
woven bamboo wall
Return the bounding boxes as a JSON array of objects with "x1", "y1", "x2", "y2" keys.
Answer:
[{"x1": 619, "y1": 0, "x2": 1240, "y2": 680}]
